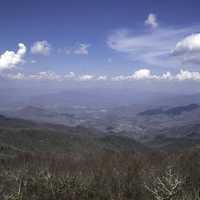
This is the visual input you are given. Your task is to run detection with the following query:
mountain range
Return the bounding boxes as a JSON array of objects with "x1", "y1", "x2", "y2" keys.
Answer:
[{"x1": 1, "y1": 112, "x2": 200, "y2": 158}]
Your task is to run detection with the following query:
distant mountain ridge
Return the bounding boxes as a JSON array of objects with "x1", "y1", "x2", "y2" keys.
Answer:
[
  {"x1": 138, "y1": 104, "x2": 199, "y2": 116},
  {"x1": 0, "y1": 114, "x2": 6, "y2": 119},
  {"x1": 1, "y1": 113, "x2": 200, "y2": 155},
  {"x1": 16, "y1": 106, "x2": 56, "y2": 117},
  {"x1": 0, "y1": 114, "x2": 148, "y2": 156}
]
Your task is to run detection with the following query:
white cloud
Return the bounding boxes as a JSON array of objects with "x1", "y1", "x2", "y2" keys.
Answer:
[
  {"x1": 1, "y1": 71, "x2": 94, "y2": 81},
  {"x1": 145, "y1": 13, "x2": 158, "y2": 28},
  {"x1": 112, "y1": 69, "x2": 158, "y2": 81},
  {"x1": 29, "y1": 71, "x2": 61, "y2": 81},
  {"x1": 64, "y1": 72, "x2": 76, "y2": 79},
  {"x1": 2, "y1": 69, "x2": 200, "y2": 82},
  {"x1": 1, "y1": 71, "x2": 61, "y2": 81},
  {"x1": 97, "y1": 75, "x2": 107, "y2": 80},
  {"x1": 173, "y1": 33, "x2": 200, "y2": 55},
  {"x1": 31, "y1": 40, "x2": 51, "y2": 55},
  {"x1": 130, "y1": 69, "x2": 153, "y2": 79},
  {"x1": 5, "y1": 72, "x2": 26, "y2": 80},
  {"x1": 65, "y1": 43, "x2": 90, "y2": 56},
  {"x1": 107, "y1": 27, "x2": 196, "y2": 68},
  {"x1": 160, "y1": 72, "x2": 173, "y2": 80},
  {"x1": 111, "y1": 75, "x2": 127, "y2": 81},
  {"x1": 172, "y1": 33, "x2": 200, "y2": 65},
  {"x1": 0, "y1": 43, "x2": 26, "y2": 71},
  {"x1": 111, "y1": 69, "x2": 200, "y2": 81},
  {"x1": 78, "y1": 74, "x2": 94, "y2": 81},
  {"x1": 175, "y1": 69, "x2": 200, "y2": 81}
]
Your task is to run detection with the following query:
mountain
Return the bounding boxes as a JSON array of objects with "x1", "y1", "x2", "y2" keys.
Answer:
[
  {"x1": 0, "y1": 115, "x2": 148, "y2": 157},
  {"x1": 5, "y1": 106, "x2": 78, "y2": 126},
  {"x1": 99, "y1": 135, "x2": 149, "y2": 152},
  {"x1": 147, "y1": 134, "x2": 200, "y2": 152},
  {"x1": 138, "y1": 108, "x2": 164, "y2": 116},
  {"x1": 14, "y1": 106, "x2": 58, "y2": 118},
  {"x1": 165, "y1": 104, "x2": 199, "y2": 115},
  {"x1": 1, "y1": 113, "x2": 200, "y2": 156},
  {"x1": 0, "y1": 114, "x2": 6, "y2": 120},
  {"x1": 138, "y1": 104, "x2": 199, "y2": 116}
]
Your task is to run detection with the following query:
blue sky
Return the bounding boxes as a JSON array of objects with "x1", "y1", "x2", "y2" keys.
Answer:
[{"x1": 1, "y1": 0, "x2": 200, "y2": 83}]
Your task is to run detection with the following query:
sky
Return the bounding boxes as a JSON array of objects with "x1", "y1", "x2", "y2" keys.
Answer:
[{"x1": 1, "y1": 0, "x2": 200, "y2": 85}]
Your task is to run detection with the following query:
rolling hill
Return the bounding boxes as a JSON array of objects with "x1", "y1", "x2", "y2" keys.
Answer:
[{"x1": 0, "y1": 115, "x2": 148, "y2": 157}]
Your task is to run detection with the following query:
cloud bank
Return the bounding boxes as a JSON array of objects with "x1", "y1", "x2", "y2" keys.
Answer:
[
  {"x1": 2, "y1": 69, "x2": 200, "y2": 82},
  {"x1": 111, "y1": 69, "x2": 200, "y2": 81}
]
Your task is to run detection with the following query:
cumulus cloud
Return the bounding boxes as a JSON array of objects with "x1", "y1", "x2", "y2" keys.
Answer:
[
  {"x1": 31, "y1": 40, "x2": 51, "y2": 55},
  {"x1": 107, "y1": 27, "x2": 196, "y2": 68},
  {"x1": 64, "y1": 72, "x2": 76, "y2": 79},
  {"x1": 112, "y1": 69, "x2": 157, "y2": 81},
  {"x1": 0, "y1": 43, "x2": 26, "y2": 71},
  {"x1": 173, "y1": 33, "x2": 200, "y2": 55},
  {"x1": 172, "y1": 33, "x2": 200, "y2": 65},
  {"x1": 145, "y1": 13, "x2": 158, "y2": 28},
  {"x1": 97, "y1": 76, "x2": 107, "y2": 81},
  {"x1": 78, "y1": 74, "x2": 94, "y2": 81},
  {"x1": 175, "y1": 69, "x2": 200, "y2": 80},
  {"x1": 112, "y1": 69, "x2": 200, "y2": 81},
  {"x1": 131, "y1": 69, "x2": 152, "y2": 79}
]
